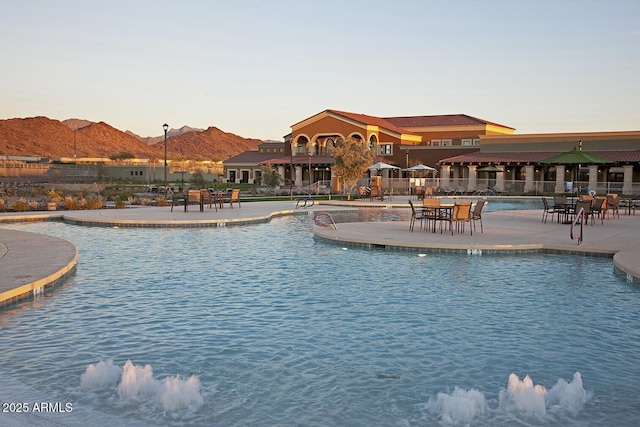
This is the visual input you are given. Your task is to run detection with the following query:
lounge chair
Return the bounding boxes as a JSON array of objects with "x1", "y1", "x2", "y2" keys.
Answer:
[
  {"x1": 471, "y1": 200, "x2": 486, "y2": 233},
  {"x1": 450, "y1": 202, "x2": 472, "y2": 235},
  {"x1": 408, "y1": 200, "x2": 427, "y2": 232}
]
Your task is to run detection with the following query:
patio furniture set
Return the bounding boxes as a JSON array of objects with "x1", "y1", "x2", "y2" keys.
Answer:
[
  {"x1": 409, "y1": 199, "x2": 485, "y2": 235},
  {"x1": 541, "y1": 193, "x2": 630, "y2": 225},
  {"x1": 171, "y1": 188, "x2": 241, "y2": 212}
]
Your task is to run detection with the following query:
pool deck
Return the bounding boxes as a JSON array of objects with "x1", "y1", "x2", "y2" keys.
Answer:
[{"x1": 1, "y1": 198, "x2": 639, "y2": 308}]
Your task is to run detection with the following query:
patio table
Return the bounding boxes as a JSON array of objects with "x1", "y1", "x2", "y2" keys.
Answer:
[{"x1": 422, "y1": 204, "x2": 453, "y2": 233}]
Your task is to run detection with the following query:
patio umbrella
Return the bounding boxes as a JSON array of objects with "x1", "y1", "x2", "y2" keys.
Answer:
[
  {"x1": 403, "y1": 164, "x2": 437, "y2": 172},
  {"x1": 539, "y1": 148, "x2": 612, "y2": 165},
  {"x1": 368, "y1": 162, "x2": 400, "y2": 170},
  {"x1": 476, "y1": 165, "x2": 504, "y2": 173},
  {"x1": 540, "y1": 148, "x2": 612, "y2": 192}
]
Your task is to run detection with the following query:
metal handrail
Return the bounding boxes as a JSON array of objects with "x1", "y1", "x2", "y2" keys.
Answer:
[
  {"x1": 313, "y1": 211, "x2": 337, "y2": 230},
  {"x1": 570, "y1": 207, "x2": 585, "y2": 245}
]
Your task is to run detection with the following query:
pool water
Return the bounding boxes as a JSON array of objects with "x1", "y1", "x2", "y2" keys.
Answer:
[{"x1": 1, "y1": 216, "x2": 639, "y2": 426}]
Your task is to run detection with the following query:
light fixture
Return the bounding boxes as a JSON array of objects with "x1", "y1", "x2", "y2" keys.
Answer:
[{"x1": 163, "y1": 123, "x2": 169, "y2": 193}]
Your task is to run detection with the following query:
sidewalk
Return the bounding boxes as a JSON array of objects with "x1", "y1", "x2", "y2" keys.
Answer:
[{"x1": 1, "y1": 200, "x2": 639, "y2": 309}]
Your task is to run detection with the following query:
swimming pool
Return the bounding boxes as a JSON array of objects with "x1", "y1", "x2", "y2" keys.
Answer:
[{"x1": 1, "y1": 216, "x2": 639, "y2": 426}]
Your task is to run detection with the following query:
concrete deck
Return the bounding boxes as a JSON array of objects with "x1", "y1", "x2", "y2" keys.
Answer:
[{"x1": 1, "y1": 199, "x2": 639, "y2": 308}]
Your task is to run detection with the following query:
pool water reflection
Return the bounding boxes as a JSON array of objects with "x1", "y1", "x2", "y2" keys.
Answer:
[{"x1": 1, "y1": 215, "x2": 639, "y2": 426}]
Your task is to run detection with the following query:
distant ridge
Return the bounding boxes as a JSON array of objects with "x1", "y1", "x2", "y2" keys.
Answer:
[{"x1": 0, "y1": 116, "x2": 261, "y2": 161}]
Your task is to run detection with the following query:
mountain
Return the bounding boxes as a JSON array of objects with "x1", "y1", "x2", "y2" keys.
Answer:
[
  {"x1": 0, "y1": 117, "x2": 262, "y2": 161},
  {"x1": 126, "y1": 125, "x2": 205, "y2": 145}
]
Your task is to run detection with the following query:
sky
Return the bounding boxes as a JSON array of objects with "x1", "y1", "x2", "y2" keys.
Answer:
[{"x1": 1, "y1": 0, "x2": 639, "y2": 140}]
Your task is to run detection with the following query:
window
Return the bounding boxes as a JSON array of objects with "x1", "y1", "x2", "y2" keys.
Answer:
[
  {"x1": 473, "y1": 139, "x2": 481, "y2": 146},
  {"x1": 379, "y1": 144, "x2": 392, "y2": 155},
  {"x1": 462, "y1": 139, "x2": 473, "y2": 146},
  {"x1": 442, "y1": 139, "x2": 452, "y2": 146},
  {"x1": 431, "y1": 139, "x2": 441, "y2": 146}
]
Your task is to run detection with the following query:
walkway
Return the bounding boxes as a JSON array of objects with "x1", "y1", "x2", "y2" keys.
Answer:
[{"x1": 1, "y1": 199, "x2": 639, "y2": 308}]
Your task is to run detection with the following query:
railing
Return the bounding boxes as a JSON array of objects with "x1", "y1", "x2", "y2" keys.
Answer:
[
  {"x1": 313, "y1": 211, "x2": 337, "y2": 230},
  {"x1": 570, "y1": 207, "x2": 585, "y2": 245}
]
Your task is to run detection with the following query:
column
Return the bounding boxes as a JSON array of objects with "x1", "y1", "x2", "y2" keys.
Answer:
[
  {"x1": 440, "y1": 165, "x2": 451, "y2": 190},
  {"x1": 277, "y1": 166, "x2": 285, "y2": 185},
  {"x1": 622, "y1": 165, "x2": 633, "y2": 195},
  {"x1": 295, "y1": 166, "x2": 302, "y2": 187},
  {"x1": 467, "y1": 165, "x2": 477, "y2": 192},
  {"x1": 555, "y1": 165, "x2": 566, "y2": 194},
  {"x1": 495, "y1": 167, "x2": 505, "y2": 192},
  {"x1": 524, "y1": 165, "x2": 535, "y2": 193},
  {"x1": 588, "y1": 165, "x2": 598, "y2": 194}
]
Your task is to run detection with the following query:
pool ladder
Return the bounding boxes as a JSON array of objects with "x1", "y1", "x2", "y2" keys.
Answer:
[
  {"x1": 313, "y1": 211, "x2": 337, "y2": 230},
  {"x1": 570, "y1": 207, "x2": 585, "y2": 245}
]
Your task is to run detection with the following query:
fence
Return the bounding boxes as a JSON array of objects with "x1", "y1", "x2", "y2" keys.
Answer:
[{"x1": 356, "y1": 178, "x2": 639, "y2": 197}]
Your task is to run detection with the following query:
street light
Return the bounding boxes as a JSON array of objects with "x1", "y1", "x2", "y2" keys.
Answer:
[{"x1": 163, "y1": 123, "x2": 169, "y2": 193}]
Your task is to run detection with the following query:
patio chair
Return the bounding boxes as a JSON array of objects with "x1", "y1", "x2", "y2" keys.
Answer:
[
  {"x1": 201, "y1": 189, "x2": 217, "y2": 211},
  {"x1": 542, "y1": 197, "x2": 562, "y2": 223},
  {"x1": 606, "y1": 194, "x2": 620, "y2": 219},
  {"x1": 408, "y1": 200, "x2": 427, "y2": 232},
  {"x1": 223, "y1": 188, "x2": 241, "y2": 208},
  {"x1": 370, "y1": 186, "x2": 383, "y2": 201},
  {"x1": 450, "y1": 202, "x2": 472, "y2": 235},
  {"x1": 574, "y1": 200, "x2": 594, "y2": 226},
  {"x1": 471, "y1": 200, "x2": 486, "y2": 233},
  {"x1": 590, "y1": 197, "x2": 606, "y2": 225},
  {"x1": 414, "y1": 186, "x2": 425, "y2": 200},
  {"x1": 422, "y1": 198, "x2": 441, "y2": 232},
  {"x1": 357, "y1": 185, "x2": 370, "y2": 199}
]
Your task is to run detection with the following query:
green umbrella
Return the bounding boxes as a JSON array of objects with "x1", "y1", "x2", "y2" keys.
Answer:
[{"x1": 539, "y1": 148, "x2": 612, "y2": 165}]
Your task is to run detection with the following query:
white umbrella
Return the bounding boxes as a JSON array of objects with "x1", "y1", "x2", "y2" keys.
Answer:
[
  {"x1": 368, "y1": 162, "x2": 400, "y2": 170},
  {"x1": 403, "y1": 164, "x2": 437, "y2": 172}
]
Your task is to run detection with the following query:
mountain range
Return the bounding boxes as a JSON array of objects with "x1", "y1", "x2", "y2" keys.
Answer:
[{"x1": 0, "y1": 116, "x2": 263, "y2": 161}]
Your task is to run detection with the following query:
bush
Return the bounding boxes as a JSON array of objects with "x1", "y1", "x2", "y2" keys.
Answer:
[
  {"x1": 86, "y1": 196, "x2": 104, "y2": 210},
  {"x1": 11, "y1": 198, "x2": 30, "y2": 212},
  {"x1": 63, "y1": 196, "x2": 80, "y2": 210}
]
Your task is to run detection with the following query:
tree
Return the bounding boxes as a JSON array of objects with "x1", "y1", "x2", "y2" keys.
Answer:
[
  {"x1": 331, "y1": 138, "x2": 375, "y2": 200},
  {"x1": 189, "y1": 169, "x2": 206, "y2": 188},
  {"x1": 261, "y1": 166, "x2": 282, "y2": 195}
]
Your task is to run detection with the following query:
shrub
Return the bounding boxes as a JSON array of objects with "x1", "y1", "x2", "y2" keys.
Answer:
[
  {"x1": 155, "y1": 197, "x2": 169, "y2": 207},
  {"x1": 63, "y1": 196, "x2": 80, "y2": 210},
  {"x1": 86, "y1": 197, "x2": 104, "y2": 210},
  {"x1": 11, "y1": 198, "x2": 30, "y2": 212}
]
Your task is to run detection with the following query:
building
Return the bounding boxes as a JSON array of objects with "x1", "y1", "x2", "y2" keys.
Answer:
[
  {"x1": 242, "y1": 109, "x2": 514, "y2": 188},
  {"x1": 222, "y1": 141, "x2": 285, "y2": 184},
  {"x1": 438, "y1": 131, "x2": 640, "y2": 195},
  {"x1": 222, "y1": 109, "x2": 640, "y2": 195}
]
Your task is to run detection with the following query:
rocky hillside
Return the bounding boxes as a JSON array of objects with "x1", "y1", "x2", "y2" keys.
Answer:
[{"x1": 0, "y1": 117, "x2": 262, "y2": 161}]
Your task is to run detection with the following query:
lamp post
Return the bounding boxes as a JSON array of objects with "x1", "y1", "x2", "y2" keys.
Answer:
[{"x1": 163, "y1": 123, "x2": 169, "y2": 193}]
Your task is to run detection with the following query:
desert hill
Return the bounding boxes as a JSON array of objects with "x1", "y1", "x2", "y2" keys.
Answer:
[{"x1": 0, "y1": 117, "x2": 262, "y2": 161}]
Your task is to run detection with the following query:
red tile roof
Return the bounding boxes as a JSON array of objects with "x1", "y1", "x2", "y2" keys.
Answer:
[
  {"x1": 327, "y1": 110, "x2": 409, "y2": 135},
  {"x1": 384, "y1": 114, "x2": 514, "y2": 130},
  {"x1": 439, "y1": 151, "x2": 640, "y2": 165}
]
